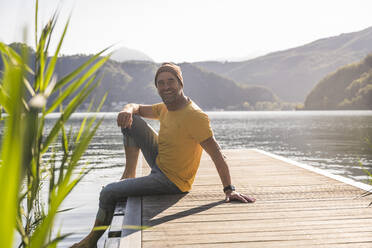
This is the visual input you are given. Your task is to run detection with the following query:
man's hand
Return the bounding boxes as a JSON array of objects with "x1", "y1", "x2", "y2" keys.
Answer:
[
  {"x1": 225, "y1": 191, "x2": 256, "y2": 203},
  {"x1": 117, "y1": 110, "x2": 133, "y2": 128}
]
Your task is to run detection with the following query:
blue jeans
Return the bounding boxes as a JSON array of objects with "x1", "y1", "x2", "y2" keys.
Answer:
[{"x1": 96, "y1": 115, "x2": 182, "y2": 224}]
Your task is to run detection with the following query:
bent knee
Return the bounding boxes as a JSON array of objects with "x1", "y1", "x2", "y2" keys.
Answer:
[
  {"x1": 99, "y1": 183, "x2": 115, "y2": 206},
  {"x1": 121, "y1": 115, "x2": 144, "y2": 135}
]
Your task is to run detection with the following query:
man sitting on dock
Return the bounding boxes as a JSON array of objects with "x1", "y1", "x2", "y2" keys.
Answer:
[{"x1": 72, "y1": 62, "x2": 255, "y2": 248}]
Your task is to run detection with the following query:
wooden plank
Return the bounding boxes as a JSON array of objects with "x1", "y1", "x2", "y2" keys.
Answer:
[
  {"x1": 143, "y1": 224, "x2": 372, "y2": 238},
  {"x1": 141, "y1": 149, "x2": 372, "y2": 247},
  {"x1": 103, "y1": 238, "x2": 120, "y2": 248},
  {"x1": 105, "y1": 153, "x2": 143, "y2": 248},
  {"x1": 142, "y1": 232, "x2": 372, "y2": 246},
  {"x1": 108, "y1": 215, "x2": 124, "y2": 238},
  {"x1": 119, "y1": 196, "x2": 142, "y2": 248},
  {"x1": 255, "y1": 149, "x2": 372, "y2": 191},
  {"x1": 118, "y1": 153, "x2": 143, "y2": 248},
  {"x1": 143, "y1": 238, "x2": 372, "y2": 248},
  {"x1": 107, "y1": 201, "x2": 126, "y2": 238}
]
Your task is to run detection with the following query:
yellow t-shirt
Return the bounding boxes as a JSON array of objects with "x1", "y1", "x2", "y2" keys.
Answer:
[{"x1": 152, "y1": 100, "x2": 213, "y2": 192}]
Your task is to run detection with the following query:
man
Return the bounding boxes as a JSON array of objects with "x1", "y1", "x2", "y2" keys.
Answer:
[{"x1": 72, "y1": 63, "x2": 255, "y2": 248}]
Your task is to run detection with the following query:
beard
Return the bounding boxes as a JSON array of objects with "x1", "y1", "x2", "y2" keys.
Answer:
[{"x1": 159, "y1": 90, "x2": 178, "y2": 105}]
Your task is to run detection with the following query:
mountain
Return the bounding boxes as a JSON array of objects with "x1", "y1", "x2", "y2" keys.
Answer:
[
  {"x1": 53, "y1": 56, "x2": 161, "y2": 108},
  {"x1": 53, "y1": 58, "x2": 279, "y2": 111},
  {"x1": 0, "y1": 44, "x2": 280, "y2": 111},
  {"x1": 194, "y1": 26, "x2": 372, "y2": 102},
  {"x1": 111, "y1": 47, "x2": 153, "y2": 62},
  {"x1": 179, "y1": 63, "x2": 279, "y2": 110},
  {"x1": 304, "y1": 53, "x2": 372, "y2": 110}
]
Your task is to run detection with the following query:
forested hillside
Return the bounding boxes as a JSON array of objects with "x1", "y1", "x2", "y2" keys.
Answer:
[
  {"x1": 195, "y1": 26, "x2": 372, "y2": 102},
  {"x1": 52, "y1": 57, "x2": 280, "y2": 111},
  {"x1": 0, "y1": 43, "x2": 280, "y2": 111},
  {"x1": 304, "y1": 53, "x2": 372, "y2": 110},
  {"x1": 179, "y1": 63, "x2": 279, "y2": 110}
]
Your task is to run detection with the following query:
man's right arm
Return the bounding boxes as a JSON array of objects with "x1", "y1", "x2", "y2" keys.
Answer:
[{"x1": 117, "y1": 103, "x2": 156, "y2": 128}]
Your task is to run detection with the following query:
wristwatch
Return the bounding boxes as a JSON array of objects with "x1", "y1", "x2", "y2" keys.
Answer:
[{"x1": 223, "y1": 184, "x2": 235, "y2": 193}]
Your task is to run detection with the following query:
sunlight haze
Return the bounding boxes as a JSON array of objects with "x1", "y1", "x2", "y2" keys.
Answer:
[{"x1": 0, "y1": 0, "x2": 371, "y2": 62}]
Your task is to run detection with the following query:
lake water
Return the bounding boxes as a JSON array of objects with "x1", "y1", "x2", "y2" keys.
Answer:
[{"x1": 35, "y1": 111, "x2": 372, "y2": 247}]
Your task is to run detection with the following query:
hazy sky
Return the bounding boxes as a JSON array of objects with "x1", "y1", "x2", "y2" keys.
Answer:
[{"x1": 1, "y1": 0, "x2": 371, "y2": 62}]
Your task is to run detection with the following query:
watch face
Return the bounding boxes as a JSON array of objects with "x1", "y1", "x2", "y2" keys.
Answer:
[{"x1": 224, "y1": 185, "x2": 235, "y2": 192}]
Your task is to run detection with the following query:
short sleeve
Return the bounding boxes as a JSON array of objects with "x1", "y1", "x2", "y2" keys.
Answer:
[
  {"x1": 152, "y1": 103, "x2": 164, "y2": 119},
  {"x1": 185, "y1": 111, "x2": 213, "y2": 143}
]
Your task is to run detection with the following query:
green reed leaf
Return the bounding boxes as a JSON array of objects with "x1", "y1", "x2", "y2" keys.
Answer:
[
  {"x1": 53, "y1": 47, "x2": 111, "y2": 93},
  {"x1": 0, "y1": 42, "x2": 25, "y2": 68},
  {"x1": 45, "y1": 74, "x2": 95, "y2": 115},
  {"x1": 29, "y1": 176, "x2": 80, "y2": 248},
  {"x1": 44, "y1": 10, "x2": 59, "y2": 55},
  {"x1": 41, "y1": 75, "x2": 99, "y2": 154},
  {"x1": 70, "y1": 118, "x2": 103, "y2": 169},
  {"x1": 44, "y1": 16, "x2": 70, "y2": 90},
  {"x1": 47, "y1": 232, "x2": 72, "y2": 248},
  {"x1": 1, "y1": 1, "x2": 111, "y2": 246},
  {"x1": 34, "y1": 0, "x2": 38, "y2": 48},
  {"x1": 0, "y1": 65, "x2": 24, "y2": 248}
]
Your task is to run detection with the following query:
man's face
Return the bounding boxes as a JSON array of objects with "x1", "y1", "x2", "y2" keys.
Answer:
[{"x1": 156, "y1": 71, "x2": 183, "y2": 105}]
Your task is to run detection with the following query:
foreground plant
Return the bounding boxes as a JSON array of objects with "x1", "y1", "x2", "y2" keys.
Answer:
[{"x1": 0, "y1": 1, "x2": 109, "y2": 247}]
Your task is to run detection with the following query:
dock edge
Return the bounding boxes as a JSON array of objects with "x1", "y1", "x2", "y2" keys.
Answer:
[{"x1": 252, "y1": 148, "x2": 372, "y2": 192}]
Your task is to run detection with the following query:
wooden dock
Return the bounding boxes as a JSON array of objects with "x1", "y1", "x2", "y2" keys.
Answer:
[{"x1": 105, "y1": 149, "x2": 372, "y2": 248}]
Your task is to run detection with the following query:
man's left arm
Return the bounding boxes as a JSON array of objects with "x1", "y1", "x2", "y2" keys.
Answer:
[{"x1": 200, "y1": 136, "x2": 256, "y2": 203}]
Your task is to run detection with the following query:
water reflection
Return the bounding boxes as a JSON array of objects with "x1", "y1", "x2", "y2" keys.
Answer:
[{"x1": 208, "y1": 111, "x2": 372, "y2": 182}]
